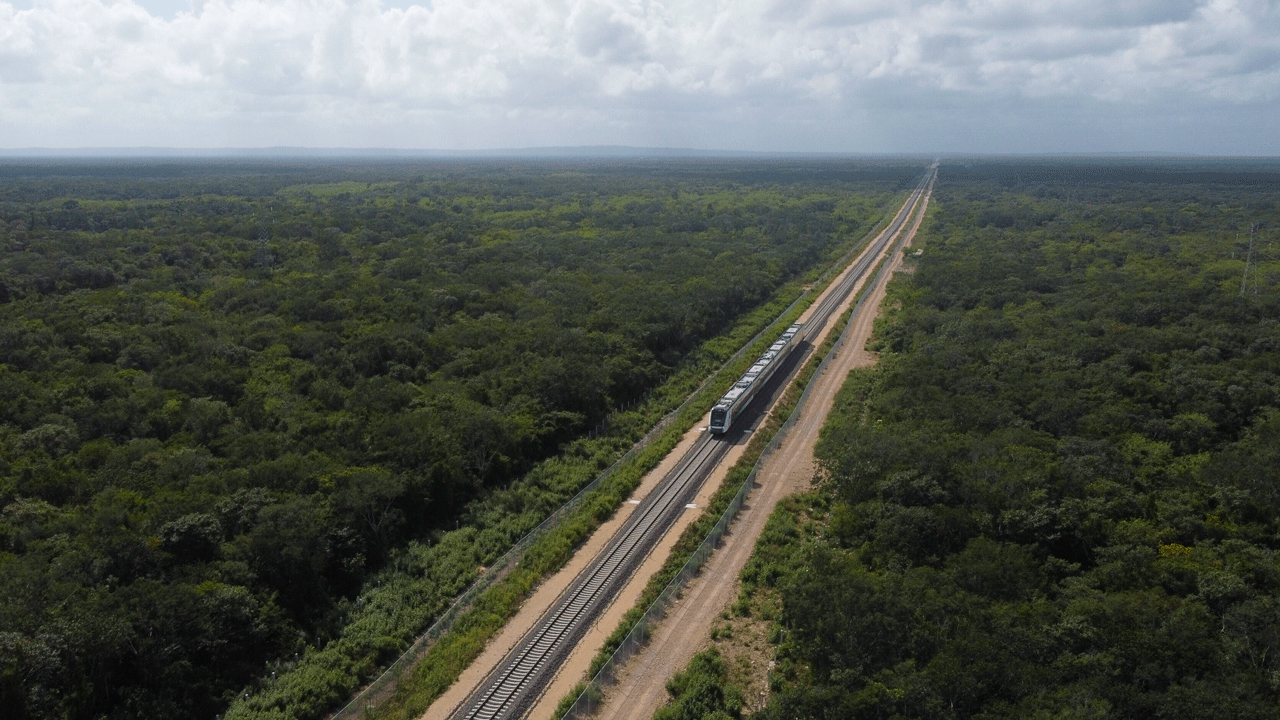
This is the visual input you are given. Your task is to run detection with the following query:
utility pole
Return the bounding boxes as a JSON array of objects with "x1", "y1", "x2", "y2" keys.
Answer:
[{"x1": 1241, "y1": 223, "x2": 1259, "y2": 297}]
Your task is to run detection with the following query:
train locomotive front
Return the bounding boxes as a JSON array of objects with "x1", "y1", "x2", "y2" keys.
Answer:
[{"x1": 708, "y1": 323, "x2": 803, "y2": 434}]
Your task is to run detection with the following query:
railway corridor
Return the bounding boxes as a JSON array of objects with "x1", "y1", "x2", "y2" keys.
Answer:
[
  {"x1": 428, "y1": 166, "x2": 936, "y2": 720},
  {"x1": 598, "y1": 167, "x2": 935, "y2": 720}
]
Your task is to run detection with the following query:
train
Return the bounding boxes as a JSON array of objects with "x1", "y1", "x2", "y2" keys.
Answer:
[{"x1": 709, "y1": 322, "x2": 804, "y2": 434}]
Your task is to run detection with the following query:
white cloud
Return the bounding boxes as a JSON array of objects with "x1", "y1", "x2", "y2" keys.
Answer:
[{"x1": 0, "y1": 0, "x2": 1276, "y2": 151}]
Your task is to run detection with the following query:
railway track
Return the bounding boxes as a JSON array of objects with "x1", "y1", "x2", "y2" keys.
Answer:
[
  {"x1": 444, "y1": 165, "x2": 935, "y2": 720},
  {"x1": 798, "y1": 166, "x2": 934, "y2": 344}
]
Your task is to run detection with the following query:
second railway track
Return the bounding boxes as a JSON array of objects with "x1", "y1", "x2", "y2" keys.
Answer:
[{"x1": 449, "y1": 436, "x2": 729, "y2": 720}]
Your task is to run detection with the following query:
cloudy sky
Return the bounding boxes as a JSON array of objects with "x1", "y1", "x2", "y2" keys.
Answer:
[{"x1": 1, "y1": 0, "x2": 1277, "y2": 154}]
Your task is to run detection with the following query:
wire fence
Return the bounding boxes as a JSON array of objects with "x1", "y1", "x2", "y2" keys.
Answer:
[
  {"x1": 330, "y1": 395, "x2": 668, "y2": 719},
  {"x1": 329, "y1": 290, "x2": 822, "y2": 720},
  {"x1": 558, "y1": 200, "x2": 914, "y2": 720}
]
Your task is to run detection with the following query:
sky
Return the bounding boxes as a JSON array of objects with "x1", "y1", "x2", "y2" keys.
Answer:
[{"x1": 1, "y1": 0, "x2": 1277, "y2": 154}]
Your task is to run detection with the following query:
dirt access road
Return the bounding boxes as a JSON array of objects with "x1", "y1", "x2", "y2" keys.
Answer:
[
  {"x1": 592, "y1": 176, "x2": 934, "y2": 720},
  {"x1": 423, "y1": 174, "x2": 934, "y2": 720}
]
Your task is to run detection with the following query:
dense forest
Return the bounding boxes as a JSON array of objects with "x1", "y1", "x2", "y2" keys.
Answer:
[
  {"x1": 655, "y1": 159, "x2": 1280, "y2": 720},
  {"x1": 0, "y1": 157, "x2": 921, "y2": 719}
]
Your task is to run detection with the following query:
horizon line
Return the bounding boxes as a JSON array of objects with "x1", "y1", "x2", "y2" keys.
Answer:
[{"x1": 1, "y1": 145, "x2": 1264, "y2": 160}]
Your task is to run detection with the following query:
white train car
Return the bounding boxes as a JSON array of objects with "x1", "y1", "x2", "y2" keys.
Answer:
[{"x1": 709, "y1": 323, "x2": 804, "y2": 434}]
